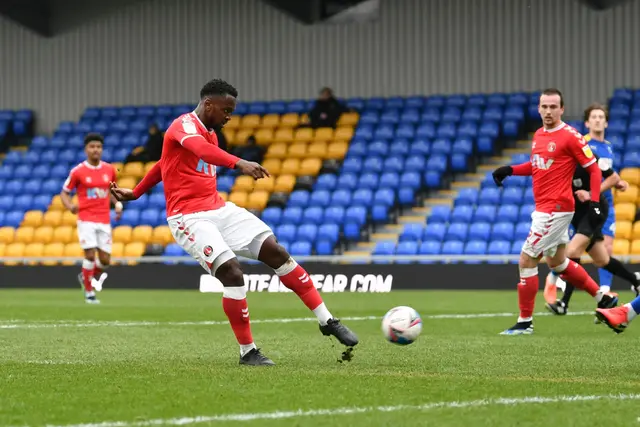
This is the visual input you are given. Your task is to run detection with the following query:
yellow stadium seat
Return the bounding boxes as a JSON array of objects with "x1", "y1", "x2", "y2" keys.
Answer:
[
  {"x1": 287, "y1": 143, "x2": 308, "y2": 159},
  {"x1": 0, "y1": 243, "x2": 4, "y2": 257},
  {"x1": 616, "y1": 203, "x2": 636, "y2": 222},
  {"x1": 225, "y1": 115, "x2": 241, "y2": 130},
  {"x1": 43, "y1": 211, "x2": 63, "y2": 227},
  {"x1": 338, "y1": 112, "x2": 359, "y2": 127},
  {"x1": 281, "y1": 158, "x2": 301, "y2": 175},
  {"x1": 617, "y1": 221, "x2": 632, "y2": 240},
  {"x1": 274, "y1": 175, "x2": 296, "y2": 193},
  {"x1": 5, "y1": 243, "x2": 25, "y2": 265},
  {"x1": 33, "y1": 226, "x2": 54, "y2": 244},
  {"x1": 233, "y1": 176, "x2": 255, "y2": 192},
  {"x1": 64, "y1": 242, "x2": 83, "y2": 257},
  {"x1": 616, "y1": 185, "x2": 639, "y2": 204},
  {"x1": 261, "y1": 114, "x2": 281, "y2": 128},
  {"x1": 241, "y1": 114, "x2": 261, "y2": 129},
  {"x1": 22, "y1": 211, "x2": 44, "y2": 228},
  {"x1": 113, "y1": 226, "x2": 133, "y2": 244},
  {"x1": 294, "y1": 128, "x2": 314, "y2": 143},
  {"x1": 265, "y1": 142, "x2": 287, "y2": 159},
  {"x1": 308, "y1": 141, "x2": 328, "y2": 159},
  {"x1": 262, "y1": 159, "x2": 282, "y2": 175},
  {"x1": 53, "y1": 226, "x2": 75, "y2": 244},
  {"x1": 124, "y1": 242, "x2": 145, "y2": 257},
  {"x1": 14, "y1": 227, "x2": 35, "y2": 244},
  {"x1": 254, "y1": 128, "x2": 274, "y2": 146},
  {"x1": 132, "y1": 225, "x2": 153, "y2": 244},
  {"x1": 632, "y1": 221, "x2": 640, "y2": 240},
  {"x1": 326, "y1": 141, "x2": 349, "y2": 160},
  {"x1": 314, "y1": 127, "x2": 334, "y2": 141},
  {"x1": 219, "y1": 191, "x2": 228, "y2": 201},
  {"x1": 61, "y1": 211, "x2": 77, "y2": 226},
  {"x1": 614, "y1": 239, "x2": 629, "y2": 255},
  {"x1": 233, "y1": 129, "x2": 253, "y2": 146},
  {"x1": 123, "y1": 162, "x2": 144, "y2": 179},
  {"x1": 151, "y1": 226, "x2": 174, "y2": 245},
  {"x1": 112, "y1": 162, "x2": 124, "y2": 174},
  {"x1": 229, "y1": 192, "x2": 248, "y2": 207},
  {"x1": 49, "y1": 195, "x2": 65, "y2": 211},
  {"x1": 254, "y1": 176, "x2": 275, "y2": 192},
  {"x1": 298, "y1": 158, "x2": 322, "y2": 176},
  {"x1": 631, "y1": 240, "x2": 640, "y2": 255},
  {"x1": 334, "y1": 126, "x2": 355, "y2": 142},
  {"x1": 223, "y1": 128, "x2": 236, "y2": 144},
  {"x1": 144, "y1": 161, "x2": 158, "y2": 174},
  {"x1": 280, "y1": 113, "x2": 300, "y2": 128},
  {"x1": 111, "y1": 242, "x2": 124, "y2": 258},
  {"x1": 621, "y1": 168, "x2": 640, "y2": 186},
  {"x1": 274, "y1": 128, "x2": 294, "y2": 144},
  {"x1": 25, "y1": 243, "x2": 44, "y2": 264},
  {"x1": 0, "y1": 227, "x2": 15, "y2": 244},
  {"x1": 117, "y1": 177, "x2": 137, "y2": 189},
  {"x1": 71, "y1": 194, "x2": 79, "y2": 206},
  {"x1": 42, "y1": 243, "x2": 64, "y2": 265},
  {"x1": 246, "y1": 191, "x2": 270, "y2": 211}
]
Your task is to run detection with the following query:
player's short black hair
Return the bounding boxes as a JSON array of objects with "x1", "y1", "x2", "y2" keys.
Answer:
[
  {"x1": 583, "y1": 102, "x2": 609, "y2": 122},
  {"x1": 84, "y1": 133, "x2": 104, "y2": 146},
  {"x1": 200, "y1": 79, "x2": 238, "y2": 99},
  {"x1": 541, "y1": 88, "x2": 564, "y2": 107}
]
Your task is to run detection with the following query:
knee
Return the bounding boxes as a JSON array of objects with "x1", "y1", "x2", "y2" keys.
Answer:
[
  {"x1": 519, "y1": 252, "x2": 537, "y2": 269},
  {"x1": 98, "y1": 254, "x2": 110, "y2": 267},
  {"x1": 565, "y1": 247, "x2": 582, "y2": 260},
  {"x1": 215, "y1": 258, "x2": 245, "y2": 287},
  {"x1": 84, "y1": 252, "x2": 96, "y2": 262},
  {"x1": 258, "y1": 236, "x2": 291, "y2": 269}
]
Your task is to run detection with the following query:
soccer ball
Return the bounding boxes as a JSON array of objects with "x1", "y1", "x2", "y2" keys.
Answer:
[{"x1": 381, "y1": 306, "x2": 423, "y2": 345}]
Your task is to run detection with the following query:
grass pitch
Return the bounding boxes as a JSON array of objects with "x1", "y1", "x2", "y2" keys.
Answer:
[{"x1": 1, "y1": 288, "x2": 639, "y2": 427}]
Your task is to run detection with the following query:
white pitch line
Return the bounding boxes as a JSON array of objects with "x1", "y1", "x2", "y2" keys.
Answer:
[
  {"x1": 36, "y1": 392, "x2": 640, "y2": 427},
  {"x1": 0, "y1": 310, "x2": 595, "y2": 330}
]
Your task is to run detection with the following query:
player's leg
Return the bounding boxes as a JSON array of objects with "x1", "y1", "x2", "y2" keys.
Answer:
[
  {"x1": 544, "y1": 225, "x2": 575, "y2": 304},
  {"x1": 598, "y1": 215, "x2": 616, "y2": 293},
  {"x1": 588, "y1": 241, "x2": 639, "y2": 292},
  {"x1": 596, "y1": 293, "x2": 640, "y2": 334},
  {"x1": 76, "y1": 221, "x2": 100, "y2": 303},
  {"x1": 219, "y1": 203, "x2": 358, "y2": 347},
  {"x1": 167, "y1": 213, "x2": 273, "y2": 365},
  {"x1": 92, "y1": 224, "x2": 113, "y2": 292}
]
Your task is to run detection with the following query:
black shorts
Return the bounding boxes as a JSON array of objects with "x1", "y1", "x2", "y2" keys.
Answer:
[{"x1": 571, "y1": 201, "x2": 610, "y2": 252}]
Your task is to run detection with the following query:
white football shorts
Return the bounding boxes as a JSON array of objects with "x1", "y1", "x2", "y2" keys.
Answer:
[
  {"x1": 521, "y1": 211, "x2": 573, "y2": 258},
  {"x1": 77, "y1": 220, "x2": 113, "y2": 253}
]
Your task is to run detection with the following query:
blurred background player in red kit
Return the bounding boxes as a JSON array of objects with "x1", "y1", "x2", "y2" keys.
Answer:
[
  {"x1": 61, "y1": 133, "x2": 123, "y2": 304},
  {"x1": 491, "y1": 88, "x2": 618, "y2": 335},
  {"x1": 110, "y1": 79, "x2": 359, "y2": 366}
]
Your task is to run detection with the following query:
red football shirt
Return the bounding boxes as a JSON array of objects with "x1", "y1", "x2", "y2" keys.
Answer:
[
  {"x1": 161, "y1": 113, "x2": 232, "y2": 216},
  {"x1": 530, "y1": 122, "x2": 597, "y2": 214},
  {"x1": 63, "y1": 161, "x2": 116, "y2": 224}
]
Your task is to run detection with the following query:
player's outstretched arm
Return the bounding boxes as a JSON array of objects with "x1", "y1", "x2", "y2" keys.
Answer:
[
  {"x1": 181, "y1": 136, "x2": 240, "y2": 169},
  {"x1": 132, "y1": 160, "x2": 163, "y2": 199},
  {"x1": 59, "y1": 190, "x2": 78, "y2": 214},
  {"x1": 492, "y1": 162, "x2": 532, "y2": 187}
]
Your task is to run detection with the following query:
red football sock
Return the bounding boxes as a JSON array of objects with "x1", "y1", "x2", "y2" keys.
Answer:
[
  {"x1": 518, "y1": 273, "x2": 538, "y2": 320},
  {"x1": 277, "y1": 262, "x2": 323, "y2": 311},
  {"x1": 93, "y1": 265, "x2": 103, "y2": 279},
  {"x1": 560, "y1": 260, "x2": 599, "y2": 297},
  {"x1": 81, "y1": 259, "x2": 94, "y2": 292},
  {"x1": 222, "y1": 297, "x2": 253, "y2": 345}
]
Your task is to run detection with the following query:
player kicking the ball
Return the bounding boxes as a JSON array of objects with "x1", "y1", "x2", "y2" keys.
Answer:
[
  {"x1": 110, "y1": 79, "x2": 358, "y2": 365},
  {"x1": 61, "y1": 133, "x2": 123, "y2": 304},
  {"x1": 492, "y1": 88, "x2": 618, "y2": 335}
]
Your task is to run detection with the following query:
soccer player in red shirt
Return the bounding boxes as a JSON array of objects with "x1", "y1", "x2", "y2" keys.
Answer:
[
  {"x1": 61, "y1": 133, "x2": 123, "y2": 304},
  {"x1": 491, "y1": 88, "x2": 618, "y2": 335},
  {"x1": 110, "y1": 79, "x2": 358, "y2": 365}
]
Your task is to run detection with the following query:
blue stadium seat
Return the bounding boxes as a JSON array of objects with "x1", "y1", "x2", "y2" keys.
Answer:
[
  {"x1": 315, "y1": 174, "x2": 337, "y2": 191},
  {"x1": 13, "y1": 195, "x2": 33, "y2": 211},
  {"x1": 345, "y1": 206, "x2": 367, "y2": 225},
  {"x1": 363, "y1": 157, "x2": 383, "y2": 173},
  {"x1": 497, "y1": 205, "x2": 519, "y2": 223},
  {"x1": 317, "y1": 224, "x2": 340, "y2": 243},
  {"x1": 425, "y1": 96, "x2": 445, "y2": 108},
  {"x1": 366, "y1": 98, "x2": 385, "y2": 110},
  {"x1": 324, "y1": 206, "x2": 345, "y2": 224},
  {"x1": 380, "y1": 110, "x2": 400, "y2": 125},
  {"x1": 281, "y1": 207, "x2": 303, "y2": 225},
  {"x1": 511, "y1": 240, "x2": 525, "y2": 255},
  {"x1": 379, "y1": 172, "x2": 400, "y2": 189},
  {"x1": 431, "y1": 138, "x2": 452, "y2": 156},
  {"x1": 32, "y1": 195, "x2": 50, "y2": 211},
  {"x1": 515, "y1": 222, "x2": 531, "y2": 240},
  {"x1": 4, "y1": 211, "x2": 24, "y2": 228},
  {"x1": 347, "y1": 140, "x2": 367, "y2": 157},
  {"x1": 23, "y1": 180, "x2": 41, "y2": 195},
  {"x1": 483, "y1": 106, "x2": 503, "y2": 121},
  {"x1": 488, "y1": 240, "x2": 511, "y2": 255},
  {"x1": 400, "y1": 109, "x2": 420, "y2": 124},
  {"x1": 425, "y1": 171, "x2": 443, "y2": 188},
  {"x1": 468, "y1": 222, "x2": 491, "y2": 241},
  {"x1": 297, "y1": 224, "x2": 318, "y2": 242},
  {"x1": 419, "y1": 241, "x2": 441, "y2": 257},
  {"x1": 359, "y1": 111, "x2": 379, "y2": 125},
  {"x1": 446, "y1": 95, "x2": 467, "y2": 108},
  {"x1": 41, "y1": 179, "x2": 61, "y2": 195},
  {"x1": 344, "y1": 99, "x2": 364, "y2": 111},
  {"x1": 148, "y1": 192, "x2": 165, "y2": 210},
  {"x1": 464, "y1": 241, "x2": 487, "y2": 263},
  {"x1": 309, "y1": 190, "x2": 331, "y2": 208},
  {"x1": 290, "y1": 241, "x2": 312, "y2": 257},
  {"x1": 504, "y1": 105, "x2": 525, "y2": 121},
  {"x1": 503, "y1": 120, "x2": 520, "y2": 138},
  {"x1": 261, "y1": 207, "x2": 282, "y2": 225},
  {"x1": 371, "y1": 204, "x2": 390, "y2": 223},
  {"x1": 276, "y1": 224, "x2": 296, "y2": 242},
  {"x1": 504, "y1": 175, "x2": 526, "y2": 188},
  {"x1": 398, "y1": 172, "x2": 421, "y2": 191},
  {"x1": 4, "y1": 180, "x2": 23, "y2": 195},
  {"x1": 248, "y1": 103, "x2": 267, "y2": 115},
  {"x1": 410, "y1": 138, "x2": 430, "y2": 156},
  {"x1": 423, "y1": 223, "x2": 445, "y2": 241},
  {"x1": 436, "y1": 123, "x2": 457, "y2": 139},
  {"x1": 13, "y1": 165, "x2": 31, "y2": 180},
  {"x1": 0, "y1": 196, "x2": 13, "y2": 211},
  {"x1": 342, "y1": 157, "x2": 362, "y2": 174},
  {"x1": 119, "y1": 209, "x2": 140, "y2": 227},
  {"x1": 428, "y1": 205, "x2": 451, "y2": 223},
  {"x1": 623, "y1": 152, "x2": 640, "y2": 167},
  {"x1": 374, "y1": 124, "x2": 394, "y2": 140},
  {"x1": 442, "y1": 240, "x2": 464, "y2": 255},
  {"x1": 367, "y1": 140, "x2": 389, "y2": 157},
  {"x1": 267, "y1": 102, "x2": 287, "y2": 115},
  {"x1": 380, "y1": 156, "x2": 401, "y2": 173},
  {"x1": 456, "y1": 188, "x2": 478, "y2": 206},
  {"x1": 446, "y1": 223, "x2": 468, "y2": 241},
  {"x1": 68, "y1": 135, "x2": 85, "y2": 149},
  {"x1": 479, "y1": 188, "x2": 500, "y2": 205},
  {"x1": 474, "y1": 205, "x2": 497, "y2": 223},
  {"x1": 357, "y1": 173, "x2": 377, "y2": 190},
  {"x1": 442, "y1": 107, "x2": 462, "y2": 123},
  {"x1": 395, "y1": 124, "x2": 415, "y2": 139},
  {"x1": 140, "y1": 209, "x2": 160, "y2": 226},
  {"x1": 416, "y1": 123, "x2": 436, "y2": 139},
  {"x1": 373, "y1": 241, "x2": 396, "y2": 264},
  {"x1": 315, "y1": 240, "x2": 334, "y2": 256},
  {"x1": 302, "y1": 207, "x2": 323, "y2": 224},
  {"x1": 337, "y1": 174, "x2": 358, "y2": 191},
  {"x1": 405, "y1": 96, "x2": 425, "y2": 109},
  {"x1": 468, "y1": 95, "x2": 488, "y2": 108},
  {"x1": 352, "y1": 189, "x2": 373, "y2": 207},
  {"x1": 608, "y1": 119, "x2": 628, "y2": 134},
  {"x1": 502, "y1": 187, "x2": 523, "y2": 205},
  {"x1": 288, "y1": 190, "x2": 310, "y2": 208},
  {"x1": 479, "y1": 121, "x2": 500, "y2": 138},
  {"x1": 462, "y1": 107, "x2": 482, "y2": 122},
  {"x1": 396, "y1": 241, "x2": 418, "y2": 263},
  {"x1": 492, "y1": 222, "x2": 515, "y2": 241},
  {"x1": 487, "y1": 94, "x2": 507, "y2": 106},
  {"x1": 0, "y1": 165, "x2": 13, "y2": 180},
  {"x1": 476, "y1": 136, "x2": 494, "y2": 154},
  {"x1": 426, "y1": 155, "x2": 448, "y2": 173},
  {"x1": 519, "y1": 204, "x2": 535, "y2": 222},
  {"x1": 451, "y1": 154, "x2": 469, "y2": 172}
]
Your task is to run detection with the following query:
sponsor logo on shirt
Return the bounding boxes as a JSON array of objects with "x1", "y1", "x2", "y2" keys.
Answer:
[{"x1": 582, "y1": 145, "x2": 594, "y2": 158}]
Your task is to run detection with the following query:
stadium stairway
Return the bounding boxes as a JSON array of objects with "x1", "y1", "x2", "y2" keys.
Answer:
[{"x1": 343, "y1": 137, "x2": 533, "y2": 257}]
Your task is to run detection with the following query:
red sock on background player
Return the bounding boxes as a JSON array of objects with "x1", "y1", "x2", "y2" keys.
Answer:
[
  {"x1": 93, "y1": 259, "x2": 106, "y2": 280},
  {"x1": 81, "y1": 259, "x2": 94, "y2": 293},
  {"x1": 518, "y1": 267, "x2": 539, "y2": 322},
  {"x1": 222, "y1": 286, "x2": 256, "y2": 356},
  {"x1": 275, "y1": 257, "x2": 333, "y2": 325},
  {"x1": 556, "y1": 258, "x2": 601, "y2": 298}
]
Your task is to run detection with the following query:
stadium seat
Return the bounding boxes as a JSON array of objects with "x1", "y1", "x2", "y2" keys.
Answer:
[
  {"x1": 298, "y1": 158, "x2": 322, "y2": 176},
  {"x1": 131, "y1": 225, "x2": 153, "y2": 244},
  {"x1": 241, "y1": 114, "x2": 261, "y2": 129},
  {"x1": 5, "y1": 242, "x2": 26, "y2": 263},
  {"x1": 228, "y1": 192, "x2": 248, "y2": 208},
  {"x1": 22, "y1": 211, "x2": 44, "y2": 228},
  {"x1": 0, "y1": 227, "x2": 15, "y2": 244},
  {"x1": 273, "y1": 175, "x2": 296, "y2": 193},
  {"x1": 280, "y1": 113, "x2": 299, "y2": 128},
  {"x1": 621, "y1": 168, "x2": 640, "y2": 186},
  {"x1": 234, "y1": 129, "x2": 253, "y2": 145},
  {"x1": 614, "y1": 239, "x2": 630, "y2": 255},
  {"x1": 111, "y1": 242, "x2": 125, "y2": 258},
  {"x1": 151, "y1": 226, "x2": 174, "y2": 245},
  {"x1": 273, "y1": 128, "x2": 294, "y2": 143},
  {"x1": 61, "y1": 211, "x2": 77, "y2": 227},
  {"x1": 233, "y1": 176, "x2": 255, "y2": 192},
  {"x1": 261, "y1": 114, "x2": 280, "y2": 128},
  {"x1": 53, "y1": 226, "x2": 75, "y2": 244},
  {"x1": 14, "y1": 227, "x2": 35, "y2": 244},
  {"x1": 617, "y1": 220, "x2": 632, "y2": 240},
  {"x1": 43, "y1": 243, "x2": 64, "y2": 265},
  {"x1": 294, "y1": 128, "x2": 314, "y2": 143},
  {"x1": 124, "y1": 242, "x2": 146, "y2": 257},
  {"x1": 33, "y1": 226, "x2": 54, "y2": 244},
  {"x1": 43, "y1": 211, "x2": 63, "y2": 227},
  {"x1": 616, "y1": 185, "x2": 639, "y2": 204},
  {"x1": 400, "y1": 224, "x2": 423, "y2": 242},
  {"x1": 254, "y1": 128, "x2": 274, "y2": 145},
  {"x1": 262, "y1": 159, "x2": 282, "y2": 175},
  {"x1": 247, "y1": 191, "x2": 269, "y2": 210},
  {"x1": 254, "y1": 176, "x2": 275, "y2": 192},
  {"x1": 266, "y1": 142, "x2": 287, "y2": 159},
  {"x1": 113, "y1": 226, "x2": 132, "y2": 243},
  {"x1": 616, "y1": 203, "x2": 636, "y2": 222},
  {"x1": 288, "y1": 143, "x2": 307, "y2": 159}
]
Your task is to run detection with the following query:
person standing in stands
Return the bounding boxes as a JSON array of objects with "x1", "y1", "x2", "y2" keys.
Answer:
[
  {"x1": 125, "y1": 123, "x2": 164, "y2": 163},
  {"x1": 305, "y1": 87, "x2": 349, "y2": 129},
  {"x1": 231, "y1": 135, "x2": 265, "y2": 164}
]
